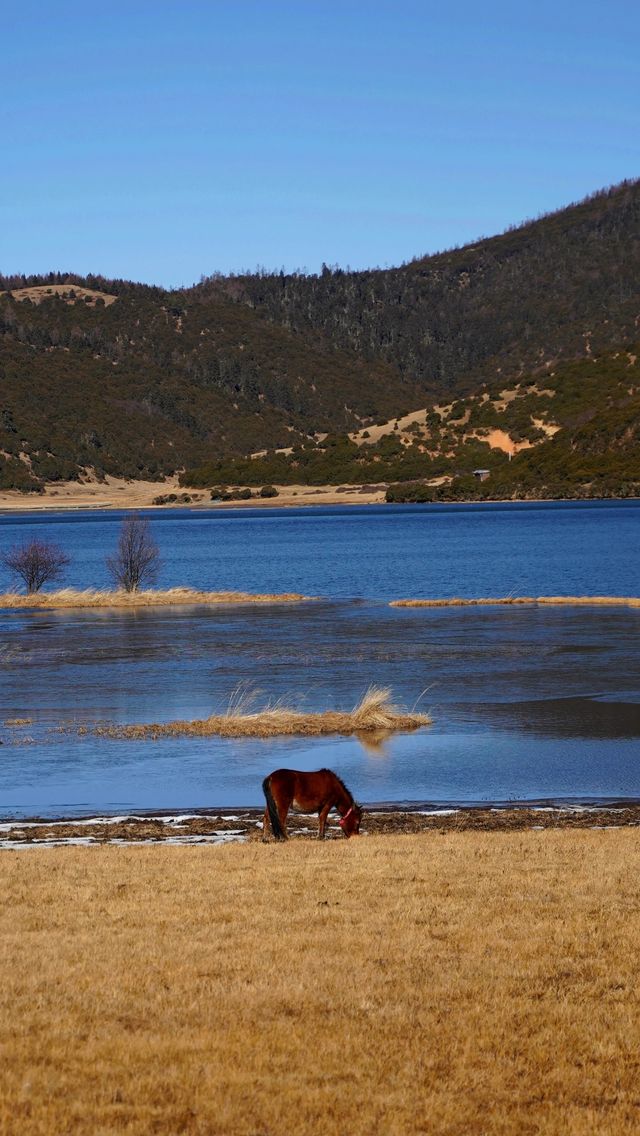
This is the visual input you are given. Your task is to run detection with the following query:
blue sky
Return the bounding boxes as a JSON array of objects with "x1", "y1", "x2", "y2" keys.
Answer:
[{"x1": 3, "y1": 0, "x2": 638, "y2": 285}]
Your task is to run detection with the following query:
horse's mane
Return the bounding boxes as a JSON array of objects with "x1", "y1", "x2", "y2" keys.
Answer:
[{"x1": 320, "y1": 768, "x2": 355, "y2": 805}]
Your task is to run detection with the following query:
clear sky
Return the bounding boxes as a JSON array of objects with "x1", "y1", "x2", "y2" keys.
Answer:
[{"x1": 3, "y1": 0, "x2": 638, "y2": 286}]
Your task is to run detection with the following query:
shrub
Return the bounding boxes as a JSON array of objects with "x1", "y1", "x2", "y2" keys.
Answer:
[
  {"x1": 106, "y1": 514, "x2": 160, "y2": 592},
  {"x1": 1, "y1": 539, "x2": 70, "y2": 593}
]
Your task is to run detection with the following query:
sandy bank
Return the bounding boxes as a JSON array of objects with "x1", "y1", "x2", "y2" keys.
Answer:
[{"x1": 0, "y1": 475, "x2": 386, "y2": 513}]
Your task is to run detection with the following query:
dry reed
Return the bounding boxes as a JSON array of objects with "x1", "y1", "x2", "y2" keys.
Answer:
[
  {"x1": 2, "y1": 831, "x2": 640, "y2": 1134},
  {"x1": 0, "y1": 586, "x2": 311, "y2": 609},
  {"x1": 390, "y1": 594, "x2": 640, "y2": 608},
  {"x1": 95, "y1": 686, "x2": 431, "y2": 740}
]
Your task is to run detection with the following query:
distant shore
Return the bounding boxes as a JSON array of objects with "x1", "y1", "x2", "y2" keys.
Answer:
[
  {"x1": 0, "y1": 475, "x2": 387, "y2": 513},
  {"x1": 1, "y1": 476, "x2": 636, "y2": 515}
]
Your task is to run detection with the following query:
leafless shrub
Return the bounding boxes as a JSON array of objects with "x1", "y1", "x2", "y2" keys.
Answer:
[
  {"x1": 1, "y1": 539, "x2": 70, "y2": 593},
  {"x1": 106, "y1": 514, "x2": 160, "y2": 592}
]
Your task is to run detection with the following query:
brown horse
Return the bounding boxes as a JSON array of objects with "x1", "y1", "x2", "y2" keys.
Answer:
[{"x1": 262, "y1": 768, "x2": 363, "y2": 841}]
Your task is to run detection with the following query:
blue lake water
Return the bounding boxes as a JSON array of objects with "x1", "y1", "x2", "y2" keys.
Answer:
[{"x1": 1, "y1": 501, "x2": 639, "y2": 818}]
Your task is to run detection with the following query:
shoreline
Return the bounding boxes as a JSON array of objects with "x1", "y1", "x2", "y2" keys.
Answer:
[
  {"x1": 3, "y1": 802, "x2": 640, "y2": 848},
  {"x1": 0, "y1": 475, "x2": 387, "y2": 513},
  {"x1": 1, "y1": 476, "x2": 637, "y2": 514}
]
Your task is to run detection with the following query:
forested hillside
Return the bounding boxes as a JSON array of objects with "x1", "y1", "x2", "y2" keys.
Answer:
[
  {"x1": 1, "y1": 179, "x2": 638, "y2": 493},
  {"x1": 0, "y1": 280, "x2": 417, "y2": 490},
  {"x1": 182, "y1": 349, "x2": 640, "y2": 501},
  {"x1": 207, "y1": 180, "x2": 640, "y2": 396}
]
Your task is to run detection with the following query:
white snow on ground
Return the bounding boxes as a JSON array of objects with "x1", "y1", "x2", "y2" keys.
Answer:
[
  {"x1": 0, "y1": 812, "x2": 245, "y2": 832},
  {"x1": 2, "y1": 806, "x2": 634, "y2": 850},
  {"x1": 0, "y1": 831, "x2": 247, "y2": 851},
  {"x1": 411, "y1": 809, "x2": 460, "y2": 817},
  {"x1": 0, "y1": 837, "x2": 98, "y2": 850}
]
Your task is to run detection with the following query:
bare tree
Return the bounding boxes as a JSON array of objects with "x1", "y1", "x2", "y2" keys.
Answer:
[
  {"x1": 106, "y1": 513, "x2": 160, "y2": 592},
  {"x1": 1, "y1": 539, "x2": 70, "y2": 594}
]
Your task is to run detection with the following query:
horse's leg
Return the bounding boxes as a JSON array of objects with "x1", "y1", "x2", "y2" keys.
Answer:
[
  {"x1": 278, "y1": 800, "x2": 290, "y2": 840},
  {"x1": 318, "y1": 803, "x2": 332, "y2": 839},
  {"x1": 263, "y1": 774, "x2": 289, "y2": 840},
  {"x1": 262, "y1": 806, "x2": 270, "y2": 841}
]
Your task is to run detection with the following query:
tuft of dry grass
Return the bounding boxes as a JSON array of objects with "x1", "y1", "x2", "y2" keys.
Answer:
[
  {"x1": 391, "y1": 594, "x2": 640, "y2": 608},
  {"x1": 2, "y1": 831, "x2": 640, "y2": 1134},
  {"x1": 0, "y1": 587, "x2": 311, "y2": 609},
  {"x1": 94, "y1": 686, "x2": 431, "y2": 740}
]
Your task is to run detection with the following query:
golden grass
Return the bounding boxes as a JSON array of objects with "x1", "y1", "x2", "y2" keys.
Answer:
[
  {"x1": 2, "y1": 284, "x2": 117, "y2": 306},
  {"x1": 2, "y1": 831, "x2": 640, "y2": 1134},
  {"x1": 95, "y1": 686, "x2": 431, "y2": 739},
  {"x1": 0, "y1": 587, "x2": 311, "y2": 609},
  {"x1": 391, "y1": 594, "x2": 640, "y2": 608}
]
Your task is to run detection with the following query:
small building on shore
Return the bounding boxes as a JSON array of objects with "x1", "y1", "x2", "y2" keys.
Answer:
[{"x1": 472, "y1": 469, "x2": 491, "y2": 482}]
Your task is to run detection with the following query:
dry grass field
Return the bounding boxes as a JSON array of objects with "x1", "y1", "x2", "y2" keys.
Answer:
[
  {"x1": 2, "y1": 830, "x2": 640, "y2": 1135},
  {"x1": 0, "y1": 478, "x2": 386, "y2": 513},
  {"x1": 0, "y1": 587, "x2": 310, "y2": 610},
  {"x1": 1, "y1": 285, "x2": 117, "y2": 307},
  {"x1": 390, "y1": 595, "x2": 640, "y2": 609}
]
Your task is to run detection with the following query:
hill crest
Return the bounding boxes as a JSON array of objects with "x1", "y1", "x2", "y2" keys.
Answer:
[{"x1": 1, "y1": 179, "x2": 638, "y2": 494}]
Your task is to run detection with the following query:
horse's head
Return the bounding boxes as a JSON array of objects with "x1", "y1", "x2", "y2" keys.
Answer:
[{"x1": 339, "y1": 803, "x2": 363, "y2": 838}]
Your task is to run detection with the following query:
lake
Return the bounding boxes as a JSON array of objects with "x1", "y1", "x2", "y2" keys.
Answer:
[{"x1": 1, "y1": 500, "x2": 639, "y2": 818}]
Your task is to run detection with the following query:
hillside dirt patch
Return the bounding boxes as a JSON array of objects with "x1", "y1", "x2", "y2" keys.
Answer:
[
  {"x1": 2, "y1": 284, "x2": 117, "y2": 306},
  {"x1": 465, "y1": 427, "x2": 532, "y2": 455},
  {"x1": 532, "y1": 415, "x2": 561, "y2": 437},
  {"x1": 349, "y1": 407, "x2": 429, "y2": 445}
]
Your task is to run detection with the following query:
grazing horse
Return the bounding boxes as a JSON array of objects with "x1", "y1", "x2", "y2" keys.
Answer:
[{"x1": 262, "y1": 768, "x2": 363, "y2": 841}]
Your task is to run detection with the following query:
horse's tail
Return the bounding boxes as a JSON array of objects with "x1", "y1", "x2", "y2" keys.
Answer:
[{"x1": 262, "y1": 775, "x2": 286, "y2": 841}]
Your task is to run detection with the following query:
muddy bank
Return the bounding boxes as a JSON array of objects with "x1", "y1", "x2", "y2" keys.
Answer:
[{"x1": 3, "y1": 805, "x2": 640, "y2": 849}]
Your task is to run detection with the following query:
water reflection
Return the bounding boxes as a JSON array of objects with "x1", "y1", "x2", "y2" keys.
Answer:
[{"x1": 472, "y1": 697, "x2": 640, "y2": 739}]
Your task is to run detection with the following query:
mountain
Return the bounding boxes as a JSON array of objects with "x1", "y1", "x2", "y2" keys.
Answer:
[{"x1": 1, "y1": 179, "x2": 638, "y2": 493}]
